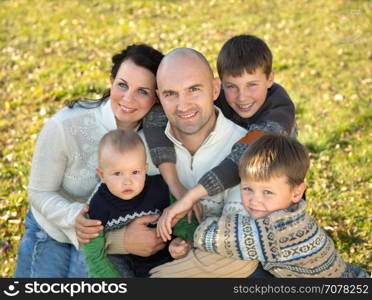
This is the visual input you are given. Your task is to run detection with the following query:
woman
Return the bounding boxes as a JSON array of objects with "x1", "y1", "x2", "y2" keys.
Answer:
[{"x1": 14, "y1": 44, "x2": 164, "y2": 277}]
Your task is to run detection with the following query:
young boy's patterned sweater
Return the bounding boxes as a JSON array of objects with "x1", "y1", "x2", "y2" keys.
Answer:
[{"x1": 193, "y1": 200, "x2": 369, "y2": 278}]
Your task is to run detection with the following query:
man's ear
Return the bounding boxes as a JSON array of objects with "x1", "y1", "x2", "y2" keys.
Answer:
[
  {"x1": 145, "y1": 163, "x2": 148, "y2": 172},
  {"x1": 291, "y1": 183, "x2": 306, "y2": 203},
  {"x1": 212, "y1": 77, "x2": 221, "y2": 102},
  {"x1": 96, "y1": 167, "x2": 105, "y2": 182},
  {"x1": 267, "y1": 71, "x2": 275, "y2": 88}
]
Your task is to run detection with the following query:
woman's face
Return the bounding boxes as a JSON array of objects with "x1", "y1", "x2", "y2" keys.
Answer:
[{"x1": 110, "y1": 59, "x2": 157, "y2": 129}]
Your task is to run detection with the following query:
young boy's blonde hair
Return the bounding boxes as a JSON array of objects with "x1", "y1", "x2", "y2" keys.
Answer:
[
  {"x1": 238, "y1": 134, "x2": 309, "y2": 188},
  {"x1": 98, "y1": 129, "x2": 145, "y2": 165}
]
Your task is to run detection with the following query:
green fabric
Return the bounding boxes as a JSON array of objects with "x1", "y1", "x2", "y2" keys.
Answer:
[
  {"x1": 83, "y1": 229, "x2": 121, "y2": 278},
  {"x1": 170, "y1": 194, "x2": 199, "y2": 241}
]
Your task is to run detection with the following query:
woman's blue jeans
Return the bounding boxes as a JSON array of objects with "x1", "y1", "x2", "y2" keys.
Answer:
[{"x1": 14, "y1": 209, "x2": 88, "y2": 278}]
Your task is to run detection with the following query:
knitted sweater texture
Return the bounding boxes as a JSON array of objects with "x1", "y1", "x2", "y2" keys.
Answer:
[{"x1": 194, "y1": 200, "x2": 368, "y2": 278}]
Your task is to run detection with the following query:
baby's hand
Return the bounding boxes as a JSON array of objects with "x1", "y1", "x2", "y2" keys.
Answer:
[{"x1": 168, "y1": 237, "x2": 192, "y2": 259}]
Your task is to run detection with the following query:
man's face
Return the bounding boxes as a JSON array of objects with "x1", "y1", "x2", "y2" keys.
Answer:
[
  {"x1": 222, "y1": 68, "x2": 274, "y2": 118},
  {"x1": 156, "y1": 55, "x2": 220, "y2": 139}
]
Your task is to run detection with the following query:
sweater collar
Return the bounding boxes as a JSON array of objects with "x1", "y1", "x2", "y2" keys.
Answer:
[
  {"x1": 265, "y1": 199, "x2": 306, "y2": 220},
  {"x1": 164, "y1": 106, "x2": 233, "y2": 149},
  {"x1": 100, "y1": 175, "x2": 150, "y2": 210}
]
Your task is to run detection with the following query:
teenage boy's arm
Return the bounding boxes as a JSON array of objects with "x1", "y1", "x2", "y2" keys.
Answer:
[
  {"x1": 199, "y1": 84, "x2": 296, "y2": 196},
  {"x1": 198, "y1": 129, "x2": 266, "y2": 196},
  {"x1": 142, "y1": 104, "x2": 175, "y2": 166},
  {"x1": 142, "y1": 105, "x2": 187, "y2": 199}
]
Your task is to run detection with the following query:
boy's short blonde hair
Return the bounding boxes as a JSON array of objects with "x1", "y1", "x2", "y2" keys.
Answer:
[
  {"x1": 239, "y1": 134, "x2": 309, "y2": 188},
  {"x1": 98, "y1": 129, "x2": 145, "y2": 165}
]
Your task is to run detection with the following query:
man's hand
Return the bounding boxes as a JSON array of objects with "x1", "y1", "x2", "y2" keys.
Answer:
[
  {"x1": 75, "y1": 204, "x2": 103, "y2": 244},
  {"x1": 123, "y1": 214, "x2": 166, "y2": 257}
]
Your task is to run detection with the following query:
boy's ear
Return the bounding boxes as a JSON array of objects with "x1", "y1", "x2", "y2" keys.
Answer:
[
  {"x1": 291, "y1": 183, "x2": 306, "y2": 203},
  {"x1": 145, "y1": 163, "x2": 148, "y2": 172},
  {"x1": 212, "y1": 77, "x2": 221, "y2": 102},
  {"x1": 96, "y1": 167, "x2": 105, "y2": 182},
  {"x1": 267, "y1": 71, "x2": 275, "y2": 88}
]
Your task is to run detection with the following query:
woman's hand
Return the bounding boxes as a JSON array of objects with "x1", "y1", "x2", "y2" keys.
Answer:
[{"x1": 75, "y1": 204, "x2": 103, "y2": 244}]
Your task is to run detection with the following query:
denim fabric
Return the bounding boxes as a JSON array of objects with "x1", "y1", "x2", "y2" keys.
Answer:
[{"x1": 14, "y1": 209, "x2": 89, "y2": 278}]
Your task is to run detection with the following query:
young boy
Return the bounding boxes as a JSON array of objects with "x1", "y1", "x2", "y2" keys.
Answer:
[
  {"x1": 83, "y1": 129, "x2": 193, "y2": 278},
  {"x1": 144, "y1": 34, "x2": 296, "y2": 241},
  {"x1": 187, "y1": 134, "x2": 368, "y2": 278}
]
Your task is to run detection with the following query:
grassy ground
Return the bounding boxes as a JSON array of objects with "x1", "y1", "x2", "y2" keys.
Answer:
[{"x1": 0, "y1": 0, "x2": 371, "y2": 277}]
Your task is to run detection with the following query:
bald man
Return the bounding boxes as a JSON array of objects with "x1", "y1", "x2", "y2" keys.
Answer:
[
  {"x1": 79, "y1": 49, "x2": 263, "y2": 277},
  {"x1": 156, "y1": 48, "x2": 220, "y2": 153}
]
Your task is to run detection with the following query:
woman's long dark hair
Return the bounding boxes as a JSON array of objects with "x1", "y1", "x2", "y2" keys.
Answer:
[{"x1": 66, "y1": 44, "x2": 164, "y2": 109}]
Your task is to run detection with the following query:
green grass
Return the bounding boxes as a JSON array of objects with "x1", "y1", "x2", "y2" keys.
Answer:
[{"x1": 1, "y1": 0, "x2": 371, "y2": 277}]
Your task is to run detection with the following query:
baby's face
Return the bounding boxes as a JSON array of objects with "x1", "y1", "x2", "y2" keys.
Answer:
[
  {"x1": 98, "y1": 146, "x2": 147, "y2": 200},
  {"x1": 240, "y1": 175, "x2": 301, "y2": 219},
  {"x1": 222, "y1": 68, "x2": 274, "y2": 118}
]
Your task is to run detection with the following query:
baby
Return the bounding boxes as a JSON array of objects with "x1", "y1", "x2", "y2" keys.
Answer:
[{"x1": 83, "y1": 129, "x2": 191, "y2": 277}]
